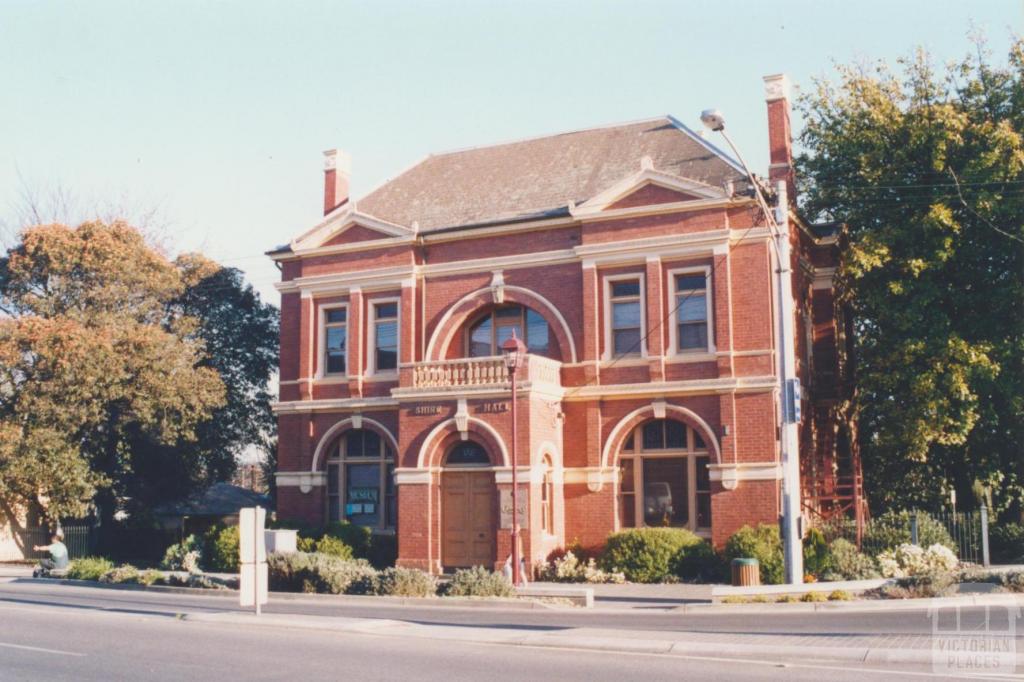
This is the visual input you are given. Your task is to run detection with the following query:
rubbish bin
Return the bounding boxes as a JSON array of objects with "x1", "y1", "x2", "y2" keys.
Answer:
[{"x1": 731, "y1": 557, "x2": 760, "y2": 586}]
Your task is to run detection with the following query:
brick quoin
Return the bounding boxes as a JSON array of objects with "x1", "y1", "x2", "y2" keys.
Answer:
[{"x1": 269, "y1": 81, "x2": 849, "y2": 574}]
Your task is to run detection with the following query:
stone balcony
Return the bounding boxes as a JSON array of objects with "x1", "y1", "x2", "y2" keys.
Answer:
[{"x1": 395, "y1": 354, "x2": 563, "y2": 397}]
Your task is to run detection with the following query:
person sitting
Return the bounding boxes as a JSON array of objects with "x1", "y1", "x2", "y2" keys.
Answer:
[{"x1": 32, "y1": 534, "x2": 69, "y2": 577}]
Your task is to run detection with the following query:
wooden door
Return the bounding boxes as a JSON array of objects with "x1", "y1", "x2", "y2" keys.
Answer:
[{"x1": 442, "y1": 471, "x2": 494, "y2": 568}]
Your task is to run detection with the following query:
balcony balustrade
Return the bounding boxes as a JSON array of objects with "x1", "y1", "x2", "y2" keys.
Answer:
[{"x1": 407, "y1": 354, "x2": 562, "y2": 392}]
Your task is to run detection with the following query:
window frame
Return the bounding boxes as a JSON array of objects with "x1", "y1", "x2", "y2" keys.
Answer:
[
  {"x1": 603, "y1": 272, "x2": 647, "y2": 360},
  {"x1": 465, "y1": 304, "x2": 552, "y2": 358},
  {"x1": 666, "y1": 266, "x2": 715, "y2": 356},
  {"x1": 368, "y1": 297, "x2": 400, "y2": 376},
  {"x1": 326, "y1": 429, "x2": 396, "y2": 532},
  {"x1": 617, "y1": 419, "x2": 712, "y2": 533},
  {"x1": 317, "y1": 303, "x2": 349, "y2": 379}
]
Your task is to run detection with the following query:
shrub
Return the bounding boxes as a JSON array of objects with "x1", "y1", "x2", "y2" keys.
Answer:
[
  {"x1": 368, "y1": 533, "x2": 398, "y2": 569},
  {"x1": 314, "y1": 535, "x2": 354, "y2": 560},
  {"x1": 601, "y1": 528, "x2": 703, "y2": 583},
  {"x1": 801, "y1": 591, "x2": 827, "y2": 602},
  {"x1": 802, "y1": 527, "x2": 831, "y2": 578},
  {"x1": 297, "y1": 536, "x2": 317, "y2": 553},
  {"x1": 876, "y1": 543, "x2": 958, "y2": 578},
  {"x1": 671, "y1": 540, "x2": 727, "y2": 583},
  {"x1": 878, "y1": 573, "x2": 955, "y2": 599},
  {"x1": 721, "y1": 595, "x2": 749, "y2": 604},
  {"x1": 776, "y1": 594, "x2": 798, "y2": 603},
  {"x1": 444, "y1": 566, "x2": 515, "y2": 597},
  {"x1": 357, "y1": 567, "x2": 437, "y2": 597},
  {"x1": 161, "y1": 535, "x2": 202, "y2": 574},
  {"x1": 323, "y1": 521, "x2": 372, "y2": 558},
  {"x1": 67, "y1": 557, "x2": 114, "y2": 581},
  {"x1": 99, "y1": 564, "x2": 140, "y2": 584},
  {"x1": 821, "y1": 538, "x2": 880, "y2": 581},
  {"x1": 138, "y1": 569, "x2": 164, "y2": 586},
  {"x1": 268, "y1": 551, "x2": 312, "y2": 592},
  {"x1": 863, "y1": 510, "x2": 955, "y2": 553},
  {"x1": 990, "y1": 523, "x2": 1024, "y2": 564},
  {"x1": 724, "y1": 524, "x2": 784, "y2": 585},
  {"x1": 828, "y1": 589, "x2": 853, "y2": 601},
  {"x1": 537, "y1": 551, "x2": 625, "y2": 584},
  {"x1": 166, "y1": 573, "x2": 228, "y2": 590},
  {"x1": 266, "y1": 551, "x2": 375, "y2": 594},
  {"x1": 202, "y1": 525, "x2": 240, "y2": 573}
]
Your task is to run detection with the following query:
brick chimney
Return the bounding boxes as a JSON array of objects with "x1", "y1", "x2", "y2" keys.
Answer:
[
  {"x1": 763, "y1": 74, "x2": 795, "y2": 199},
  {"x1": 322, "y1": 149, "x2": 351, "y2": 215}
]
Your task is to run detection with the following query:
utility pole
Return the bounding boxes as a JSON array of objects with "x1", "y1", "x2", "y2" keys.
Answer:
[{"x1": 700, "y1": 109, "x2": 804, "y2": 584}]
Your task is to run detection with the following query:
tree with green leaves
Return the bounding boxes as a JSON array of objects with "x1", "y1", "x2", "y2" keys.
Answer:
[
  {"x1": 796, "y1": 40, "x2": 1024, "y2": 518},
  {"x1": 0, "y1": 220, "x2": 278, "y2": 524}
]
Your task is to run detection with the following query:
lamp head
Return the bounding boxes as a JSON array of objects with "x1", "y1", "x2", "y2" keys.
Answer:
[
  {"x1": 501, "y1": 331, "x2": 527, "y2": 372},
  {"x1": 700, "y1": 109, "x2": 726, "y2": 132}
]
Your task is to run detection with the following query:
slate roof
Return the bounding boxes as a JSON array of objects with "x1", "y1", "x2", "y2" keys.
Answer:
[
  {"x1": 356, "y1": 116, "x2": 746, "y2": 233},
  {"x1": 155, "y1": 482, "x2": 272, "y2": 518}
]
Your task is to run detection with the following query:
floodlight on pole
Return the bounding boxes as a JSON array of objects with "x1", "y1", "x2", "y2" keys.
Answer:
[{"x1": 700, "y1": 108, "x2": 805, "y2": 585}]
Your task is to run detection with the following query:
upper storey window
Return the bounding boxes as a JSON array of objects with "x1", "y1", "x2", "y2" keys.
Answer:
[
  {"x1": 372, "y1": 300, "x2": 399, "y2": 373},
  {"x1": 606, "y1": 276, "x2": 644, "y2": 358},
  {"x1": 322, "y1": 306, "x2": 347, "y2": 376},
  {"x1": 670, "y1": 268, "x2": 713, "y2": 354},
  {"x1": 468, "y1": 305, "x2": 550, "y2": 357}
]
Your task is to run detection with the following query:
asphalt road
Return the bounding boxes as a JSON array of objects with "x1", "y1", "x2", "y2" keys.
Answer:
[
  {"x1": 0, "y1": 578, "x2": 1003, "y2": 637},
  {"x1": 0, "y1": 590, "x2": 1001, "y2": 682}
]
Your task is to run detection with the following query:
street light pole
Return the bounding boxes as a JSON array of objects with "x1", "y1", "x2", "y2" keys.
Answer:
[
  {"x1": 502, "y1": 331, "x2": 528, "y2": 587},
  {"x1": 700, "y1": 109, "x2": 804, "y2": 584}
]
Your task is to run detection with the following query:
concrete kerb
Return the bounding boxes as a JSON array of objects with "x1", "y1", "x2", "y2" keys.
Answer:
[
  {"x1": 16, "y1": 576, "x2": 566, "y2": 610},
  {"x1": 180, "y1": 610, "x2": 1024, "y2": 667}
]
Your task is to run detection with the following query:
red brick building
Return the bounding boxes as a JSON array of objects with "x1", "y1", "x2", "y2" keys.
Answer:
[{"x1": 268, "y1": 75, "x2": 855, "y2": 573}]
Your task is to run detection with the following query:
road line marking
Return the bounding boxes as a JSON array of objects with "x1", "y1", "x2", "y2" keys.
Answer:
[{"x1": 0, "y1": 642, "x2": 86, "y2": 657}]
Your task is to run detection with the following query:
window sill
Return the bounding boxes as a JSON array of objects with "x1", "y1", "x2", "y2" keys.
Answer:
[
  {"x1": 600, "y1": 355, "x2": 649, "y2": 367},
  {"x1": 315, "y1": 375, "x2": 349, "y2": 384},
  {"x1": 364, "y1": 372, "x2": 399, "y2": 382},
  {"x1": 665, "y1": 352, "x2": 716, "y2": 364}
]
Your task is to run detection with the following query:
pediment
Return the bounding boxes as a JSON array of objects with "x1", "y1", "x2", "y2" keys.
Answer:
[
  {"x1": 290, "y1": 204, "x2": 415, "y2": 252},
  {"x1": 321, "y1": 222, "x2": 405, "y2": 247},
  {"x1": 606, "y1": 182, "x2": 704, "y2": 209},
  {"x1": 572, "y1": 166, "x2": 727, "y2": 219}
]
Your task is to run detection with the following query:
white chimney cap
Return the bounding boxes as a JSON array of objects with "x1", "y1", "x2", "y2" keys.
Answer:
[
  {"x1": 763, "y1": 74, "x2": 791, "y2": 102},
  {"x1": 323, "y1": 149, "x2": 352, "y2": 173}
]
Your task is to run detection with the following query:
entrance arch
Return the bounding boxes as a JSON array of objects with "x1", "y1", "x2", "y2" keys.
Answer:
[{"x1": 441, "y1": 441, "x2": 497, "y2": 569}]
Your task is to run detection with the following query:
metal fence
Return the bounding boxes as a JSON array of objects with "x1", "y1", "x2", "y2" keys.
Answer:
[
  {"x1": 61, "y1": 524, "x2": 98, "y2": 559},
  {"x1": 818, "y1": 508, "x2": 990, "y2": 566},
  {"x1": 0, "y1": 523, "x2": 98, "y2": 562}
]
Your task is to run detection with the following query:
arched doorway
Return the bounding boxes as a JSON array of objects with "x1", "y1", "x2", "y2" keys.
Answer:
[{"x1": 441, "y1": 441, "x2": 496, "y2": 569}]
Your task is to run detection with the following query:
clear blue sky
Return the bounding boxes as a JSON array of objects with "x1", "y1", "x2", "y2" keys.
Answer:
[{"x1": 1, "y1": 1, "x2": 1018, "y2": 304}]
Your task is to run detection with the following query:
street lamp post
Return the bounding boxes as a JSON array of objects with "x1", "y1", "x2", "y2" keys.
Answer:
[
  {"x1": 700, "y1": 108, "x2": 805, "y2": 584},
  {"x1": 501, "y1": 331, "x2": 528, "y2": 587}
]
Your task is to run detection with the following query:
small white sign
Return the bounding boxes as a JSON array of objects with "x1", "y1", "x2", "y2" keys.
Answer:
[
  {"x1": 239, "y1": 506, "x2": 268, "y2": 611},
  {"x1": 239, "y1": 562, "x2": 268, "y2": 607},
  {"x1": 239, "y1": 507, "x2": 267, "y2": 564}
]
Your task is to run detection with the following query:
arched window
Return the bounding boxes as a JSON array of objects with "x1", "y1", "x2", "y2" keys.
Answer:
[
  {"x1": 467, "y1": 305, "x2": 550, "y2": 358},
  {"x1": 618, "y1": 419, "x2": 711, "y2": 532},
  {"x1": 326, "y1": 429, "x2": 395, "y2": 530},
  {"x1": 445, "y1": 441, "x2": 491, "y2": 466},
  {"x1": 541, "y1": 455, "x2": 554, "y2": 534}
]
